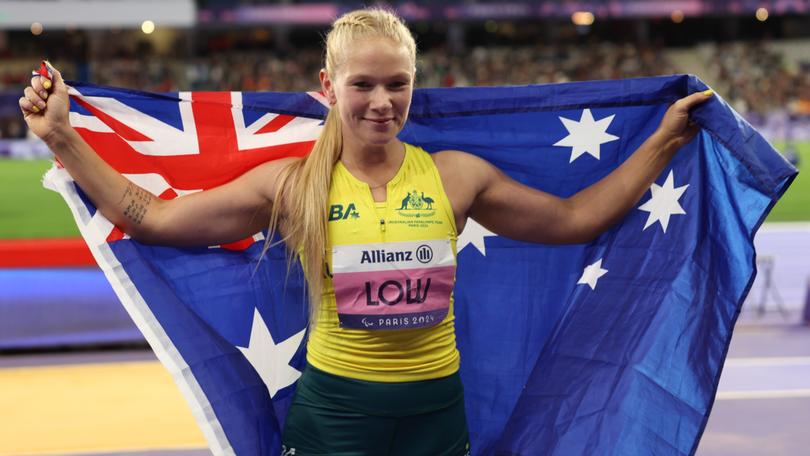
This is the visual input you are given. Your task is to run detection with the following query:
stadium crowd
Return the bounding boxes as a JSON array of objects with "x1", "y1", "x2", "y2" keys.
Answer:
[
  {"x1": 84, "y1": 42, "x2": 677, "y2": 92},
  {"x1": 2, "y1": 38, "x2": 809, "y2": 139},
  {"x1": 700, "y1": 41, "x2": 810, "y2": 118}
]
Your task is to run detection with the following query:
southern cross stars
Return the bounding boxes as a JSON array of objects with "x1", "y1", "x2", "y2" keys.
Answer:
[
  {"x1": 638, "y1": 170, "x2": 689, "y2": 233},
  {"x1": 578, "y1": 258, "x2": 608, "y2": 290},
  {"x1": 237, "y1": 308, "x2": 306, "y2": 398},
  {"x1": 458, "y1": 218, "x2": 497, "y2": 256},
  {"x1": 554, "y1": 108, "x2": 619, "y2": 163}
]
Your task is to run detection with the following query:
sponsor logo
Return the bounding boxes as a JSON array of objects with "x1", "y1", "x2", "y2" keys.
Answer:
[
  {"x1": 358, "y1": 245, "x2": 433, "y2": 265},
  {"x1": 360, "y1": 249, "x2": 413, "y2": 264},
  {"x1": 415, "y1": 244, "x2": 433, "y2": 263},
  {"x1": 328, "y1": 203, "x2": 360, "y2": 221},
  {"x1": 332, "y1": 240, "x2": 453, "y2": 275}
]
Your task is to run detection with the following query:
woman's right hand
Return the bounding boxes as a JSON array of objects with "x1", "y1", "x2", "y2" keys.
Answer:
[
  {"x1": 19, "y1": 62, "x2": 71, "y2": 144},
  {"x1": 15, "y1": 62, "x2": 291, "y2": 248}
]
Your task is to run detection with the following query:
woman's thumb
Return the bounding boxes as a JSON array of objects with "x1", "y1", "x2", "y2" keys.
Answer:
[{"x1": 43, "y1": 60, "x2": 64, "y2": 91}]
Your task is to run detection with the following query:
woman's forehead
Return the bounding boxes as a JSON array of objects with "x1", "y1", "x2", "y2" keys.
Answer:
[{"x1": 336, "y1": 37, "x2": 415, "y2": 76}]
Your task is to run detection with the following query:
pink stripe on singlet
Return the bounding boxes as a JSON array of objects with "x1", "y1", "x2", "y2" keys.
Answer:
[{"x1": 333, "y1": 266, "x2": 455, "y2": 316}]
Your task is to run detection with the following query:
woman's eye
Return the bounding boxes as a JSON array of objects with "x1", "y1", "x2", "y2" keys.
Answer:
[{"x1": 353, "y1": 82, "x2": 370, "y2": 89}]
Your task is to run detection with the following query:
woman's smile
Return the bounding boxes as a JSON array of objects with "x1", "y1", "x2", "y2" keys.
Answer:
[
  {"x1": 365, "y1": 117, "x2": 395, "y2": 127},
  {"x1": 321, "y1": 36, "x2": 415, "y2": 149}
]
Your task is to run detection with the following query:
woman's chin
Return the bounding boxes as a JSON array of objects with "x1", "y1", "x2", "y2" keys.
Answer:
[{"x1": 353, "y1": 131, "x2": 400, "y2": 147}]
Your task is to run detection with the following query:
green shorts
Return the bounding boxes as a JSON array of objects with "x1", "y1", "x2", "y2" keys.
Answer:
[{"x1": 281, "y1": 365, "x2": 471, "y2": 456}]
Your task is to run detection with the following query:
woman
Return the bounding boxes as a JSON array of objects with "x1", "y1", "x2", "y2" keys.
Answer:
[{"x1": 20, "y1": 8, "x2": 711, "y2": 456}]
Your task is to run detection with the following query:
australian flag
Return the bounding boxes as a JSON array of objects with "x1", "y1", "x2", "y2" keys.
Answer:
[{"x1": 44, "y1": 75, "x2": 796, "y2": 455}]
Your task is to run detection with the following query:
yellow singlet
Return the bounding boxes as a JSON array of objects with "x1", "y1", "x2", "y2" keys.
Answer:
[{"x1": 306, "y1": 143, "x2": 460, "y2": 382}]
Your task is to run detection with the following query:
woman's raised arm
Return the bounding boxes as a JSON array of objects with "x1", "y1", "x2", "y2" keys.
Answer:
[
  {"x1": 435, "y1": 90, "x2": 713, "y2": 244},
  {"x1": 20, "y1": 64, "x2": 294, "y2": 247}
]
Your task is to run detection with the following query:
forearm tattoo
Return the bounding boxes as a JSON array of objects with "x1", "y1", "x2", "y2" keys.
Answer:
[{"x1": 119, "y1": 182, "x2": 152, "y2": 225}]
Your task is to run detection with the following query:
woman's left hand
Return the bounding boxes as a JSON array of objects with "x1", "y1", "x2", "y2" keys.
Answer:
[{"x1": 656, "y1": 90, "x2": 714, "y2": 149}]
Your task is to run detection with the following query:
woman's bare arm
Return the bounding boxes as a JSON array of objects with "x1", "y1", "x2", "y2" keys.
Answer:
[
  {"x1": 21, "y1": 63, "x2": 294, "y2": 247},
  {"x1": 435, "y1": 91, "x2": 713, "y2": 244}
]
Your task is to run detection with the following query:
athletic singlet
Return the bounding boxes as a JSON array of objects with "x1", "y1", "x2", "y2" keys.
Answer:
[{"x1": 306, "y1": 143, "x2": 461, "y2": 382}]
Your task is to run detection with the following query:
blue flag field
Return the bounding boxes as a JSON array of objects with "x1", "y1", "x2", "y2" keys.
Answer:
[{"x1": 43, "y1": 74, "x2": 797, "y2": 455}]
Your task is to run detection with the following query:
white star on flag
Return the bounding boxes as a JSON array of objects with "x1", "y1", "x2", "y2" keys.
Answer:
[
  {"x1": 578, "y1": 258, "x2": 608, "y2": 290},
  {"x1": 554, "y1": 108, "x2": 619, "y2": 163},
  {"x1": 638, "y1": 170, "x2": 689, "y2": 233},
  {"x1": 237, "y1": 308, "x2": 306, "y2": 398},
  {"x1": 458, "y1": 218, "x2": 497, "y2": 256}
]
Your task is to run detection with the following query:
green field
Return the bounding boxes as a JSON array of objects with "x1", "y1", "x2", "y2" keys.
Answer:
[
  {"x1": 765, "y1": 141, "x2": 809, "y2": 222},
  {"x1": 0, "y1": 143, "x2": 806, "y2": 239},
  {"x1": 0, "y1": 159, "x2": 79, "y2": 238}
]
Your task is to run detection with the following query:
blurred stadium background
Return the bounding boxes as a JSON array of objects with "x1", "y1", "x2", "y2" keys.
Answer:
[{"x1": 0, "y1": 1, "x2": 808, "y2": 455}]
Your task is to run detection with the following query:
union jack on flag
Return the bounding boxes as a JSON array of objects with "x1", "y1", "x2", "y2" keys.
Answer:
[{"x1": 45, "y1": 76, "x2": 796, "y2": 455}]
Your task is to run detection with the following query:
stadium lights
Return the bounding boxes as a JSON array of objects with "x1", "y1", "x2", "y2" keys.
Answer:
[
  {"x1": 756, "y1": 8, "x2": 769, "y2": 21},
  {"x1": 30, "y1": 22, "x2": 43, "y2": 35},
  {"x1": 671, "y1": 10, "x2": 684, "y2": 24},
  {"x1": 571, "y1": 11, "x2": 595, "y2": 26},
  {"x1": 141, "y1": 20, "x2": 155, "y2": 34}
]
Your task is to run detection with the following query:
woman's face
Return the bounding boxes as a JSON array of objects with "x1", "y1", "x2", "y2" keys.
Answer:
[{"x1": 321, "y1": 36, "x2": 414, "y2": 148}]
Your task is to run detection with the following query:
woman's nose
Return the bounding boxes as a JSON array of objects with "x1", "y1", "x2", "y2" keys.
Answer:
[{"x1": 369, "y1": 87, "x2": 392, "y2": 111}]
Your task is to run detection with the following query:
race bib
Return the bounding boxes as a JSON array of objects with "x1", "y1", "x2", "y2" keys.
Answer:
[{"x1": 332, "y1": 239, "x2": 455, "y2": 330}]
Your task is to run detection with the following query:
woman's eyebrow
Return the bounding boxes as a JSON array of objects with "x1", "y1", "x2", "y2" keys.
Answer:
[{"x1": 348, "y1": 72, "x2": 412, "y2": 80}]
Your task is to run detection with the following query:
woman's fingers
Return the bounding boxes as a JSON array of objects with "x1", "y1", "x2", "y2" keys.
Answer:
[
  {"x1": 30, "y1": 76, "x2": 49, "y2": 100},
  {"x1": 19, "y1": 95, "x2": 38, "y2": 114},
  {"x1": 681, "y1": 121, "x2": 700, "y2": 142},
  {"x1": 677, "y1": 90, "x2": 714, "y2": 113},
  {"x1": 20, "y1": 61, "x2": 70, "y2": 141},
  {"x1": 45, "y1": 62, "x2": 65, "y2": 94},
  {"x1": 23, "y1": 85, "x2": 47, "y2": 110},
  {"x1": 657, "y1": 89, "x2": 714, "y2": 145},
  {"x1": 50, "y1": 62, "x2": 62, "y2": 83}
]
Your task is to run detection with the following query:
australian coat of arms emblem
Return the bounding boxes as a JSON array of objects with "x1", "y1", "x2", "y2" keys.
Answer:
[{"x1": 397, "y1": 190, "x2": 436, "y2": 217}]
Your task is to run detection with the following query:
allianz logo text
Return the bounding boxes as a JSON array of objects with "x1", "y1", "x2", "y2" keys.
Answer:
[{"x1": 360, "y1": 245, "x2": 434, "y2": 265}]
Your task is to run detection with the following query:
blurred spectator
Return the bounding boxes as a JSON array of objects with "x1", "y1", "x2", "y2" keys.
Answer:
[
  {"x1": 419, "y1": 42, "x2": 676, "y2": 87},
  {"x1": 2, "y1": 28, "x2": 808, "y2": 143},
  {"x1": 3, "y1": 42, "x2": 677, "y2": 93},
  {"x1": 703, "y1": 41, "x2": 808, "y2": 118}
]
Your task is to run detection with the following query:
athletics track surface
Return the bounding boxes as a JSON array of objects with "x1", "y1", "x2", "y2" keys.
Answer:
[
  {"x1": 0, "y1": 224, "x2": 808, "y2": 455},
  {"x1": 0, "y1": 321, "x2": 807, "y2": 456}
]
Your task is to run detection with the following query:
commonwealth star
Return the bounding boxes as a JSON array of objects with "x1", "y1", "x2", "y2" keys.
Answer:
[{"x1": 237, "y1": 308, "x2": 306, "y2": 398}]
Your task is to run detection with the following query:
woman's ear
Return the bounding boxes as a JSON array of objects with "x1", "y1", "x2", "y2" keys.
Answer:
[{"x1": 319, "y1": 69, "x2": 337, "y2": 105}]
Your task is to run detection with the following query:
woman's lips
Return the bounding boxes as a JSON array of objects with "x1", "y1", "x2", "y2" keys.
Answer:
[{"x1": 365, "y1": 118, "x2": 394, "y2": 124}]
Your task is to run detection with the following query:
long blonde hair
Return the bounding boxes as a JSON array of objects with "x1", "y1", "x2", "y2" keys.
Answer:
[{"x1": 265, "y1": 8, "x2": 417, "y2": 326}]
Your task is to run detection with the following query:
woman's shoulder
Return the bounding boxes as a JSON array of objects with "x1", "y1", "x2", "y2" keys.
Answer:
[
  {"x1": 249, "y1": 156, "x2": 302, "y2": 186},
  {"x1": 431, "y1": 149, "x2": 500, "y2": 192},
  {"x1": 430, "y1": 149, "x2": 484, "y2": 170},
  {"x1": 239, "y1": 156, "x2": 303, "y2": 204}
]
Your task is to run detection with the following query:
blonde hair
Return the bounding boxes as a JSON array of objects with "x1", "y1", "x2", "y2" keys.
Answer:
[{"x1": 265, "y1": 8, "x2": 417, "y2": 326}]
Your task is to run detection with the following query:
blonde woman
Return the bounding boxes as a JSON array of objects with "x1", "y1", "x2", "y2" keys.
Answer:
[{"x1": 20, "y1": 8, "x2": 711, "y2": 455}]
